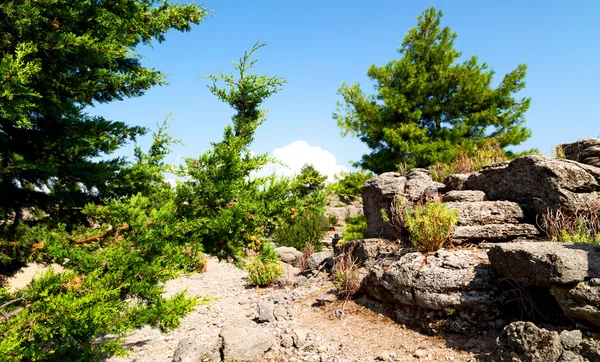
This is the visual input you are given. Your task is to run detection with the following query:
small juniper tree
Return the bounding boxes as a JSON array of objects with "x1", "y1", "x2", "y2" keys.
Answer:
[{"x1": 175, "y1": 42, "x2": 286, "y2": 259}]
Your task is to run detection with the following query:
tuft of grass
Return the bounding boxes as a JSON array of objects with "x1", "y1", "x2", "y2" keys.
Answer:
[
  {"x1": 246, "y1": 242, "x2": 284, "y2": 287},
  {"x1": 540, "y1": 203, "x2": 600, "y2": 244},
  {"x1": 333, "y1": 244, "x2": 361, "y2": 304},
  {"x1": 298, "y1": 242, "x2": 315, "y2": 272},
  {"x1": 404, "y1": 202, "x2": 459, "y2": 252}
]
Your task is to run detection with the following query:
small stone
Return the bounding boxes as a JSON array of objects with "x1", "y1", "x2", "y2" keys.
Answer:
[
  {"x1": 280, "y1": 333, "x2": 294, "y2": 348},
  {"x1": 257, "y1": 301, "x2": 275, "y2": 323},
  {"x1": 315, "y1": 289, "x2": 337, "y2": 306},
  {"x1": 560, "y1": 329, "x2": 583, "y2": 350}
]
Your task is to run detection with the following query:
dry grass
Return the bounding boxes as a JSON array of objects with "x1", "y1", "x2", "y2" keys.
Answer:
[
  {"x1": 430, "y1": 139, "x2": 509, "y2": 182},
  {"x1": 539, "y1": 201, "x2": 600, "y2": 244},
  {"x1": 298, "y1": 242, "x2": 315, "y2": 272}
]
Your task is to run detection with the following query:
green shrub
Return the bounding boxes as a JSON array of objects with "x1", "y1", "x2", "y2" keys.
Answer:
[
  {"x1": 273, "y1": 213, "x2": 328, "y2": 251},
  {"x1": 341, "y1": 215, "x2": 367, "y2": 241},
  {"x1": 404, "y1": 202, "x2": 458, "y2": 252},
  {"x1": 327, "y1": 171, "x2": 372, "y2": 202},
  {"x1": 246, "y1": 242, "x2": 283, "y2": 287}
]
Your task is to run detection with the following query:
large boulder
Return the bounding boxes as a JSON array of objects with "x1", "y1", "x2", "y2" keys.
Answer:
[
  {"x1": 488, "y1": 242, "x2": 600, "y2": 287},
  {"x1": 220, "y1": 325, "x2": 275, "y2": 362},
  {"x1": 551, "y1": 279, "x2": 600, "y2": 328},
  {"x1": 306, "y1": 250, "x2": 333, "y2": 270},
  {"x1": 446, "y1": 201, "x2": 525, "y2": 225},
  {"x1": 362, "y1": 172, "x2": 407, "y2": 240},
  {"x1": 361, "y1": 249, "x2": 499, "y2": 329},
  {"x1": 451, "y1": 224, "x2": 540, "y2": 244},
  {"x1": 172, "y1": 337, "x2": 220, "y2": 362},
  {"x1": 560, "y1": 138, "x2": 600, "y2": 168},
  {"x1": 461, "y1": 155, "x2": 600, "y2": 218},
  {"x1": 336, "y1": 238, "x2": 399, "y2": 267},
  {"x1": 442, "y1": 190, "x2": 486, "y2": 202},
  {"x1": 362, "y1": 170, "x2": 444, "y2": 240},
  {"x1": 496, "y1": 322, "x2": 564, "y2": 362}
]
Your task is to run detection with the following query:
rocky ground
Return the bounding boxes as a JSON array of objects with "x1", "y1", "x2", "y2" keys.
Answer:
[{"x1": 103, "y1": 257, "x2": 494, "y2": 362}]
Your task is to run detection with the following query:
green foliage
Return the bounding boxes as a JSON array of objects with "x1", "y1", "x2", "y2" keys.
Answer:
[
  {"x1": 327, "y1": 170, "x2": 373, "y2": 202},
  {"x1": 174, "y1": 42, "x2": 286, "y2": 260},
  {"x1": 341, "y1": 215, "x2": 367, "y2": 241},
  {"x1": 293, "y1": 164, "x2": 327, "y2": 198},
  {"x1": 274, "y1": 213, "x2": 328, "y2": 252},
  {"x1": 246, "y1": 242, "x2": 283, "y2": 287},
  {"x1": 404, "y1": 202, "x2": 458, "y2": 252},
  {"x1": 335, "y1": 7, "x2": 532, "y2": 173},
  {"x1": 0, "y1": 0, "x2": 208, "y2": 220}
]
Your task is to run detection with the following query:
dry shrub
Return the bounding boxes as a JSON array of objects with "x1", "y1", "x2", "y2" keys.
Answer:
[
  {"x1": 430, "y1": 139, "x2": 509, "y2": 182},
  {"x1": 333, "y1": 244, "x2": 361, "y2": 299},
  {"x1": 540, "y1": 202, "x2": 600, "y2": 244},
  {"x1": 298, "y1": 242, "x2": 315, "y2": 272}
]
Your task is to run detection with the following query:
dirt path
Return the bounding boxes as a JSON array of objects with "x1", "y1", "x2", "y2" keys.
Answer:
[{"x1": 105, "y1": 258, "x2": 493, "y2": 362}]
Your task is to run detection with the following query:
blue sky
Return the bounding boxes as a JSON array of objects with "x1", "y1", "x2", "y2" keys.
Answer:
[{"x1": 89, "y1": 0, "x2": 600, "y2": 178}]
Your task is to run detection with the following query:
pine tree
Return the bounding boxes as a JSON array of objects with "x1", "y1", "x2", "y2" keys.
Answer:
[
  {"x1": 335, "y1": 7, "x2": 532, "y2": 173},
  {"x1": 0, "y1": 0, "x2": 208, "y2": 221}
]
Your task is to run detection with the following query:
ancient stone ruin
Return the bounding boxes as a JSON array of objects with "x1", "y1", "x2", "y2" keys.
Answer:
[{"x1": 353, "y1": 154, "x2": 600, "y2": 361}]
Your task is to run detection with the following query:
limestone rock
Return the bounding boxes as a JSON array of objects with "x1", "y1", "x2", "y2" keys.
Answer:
[
  {"x1": 361, "y1": 249, "x2": 498, "y2": 317},
  {"x1": 172, "y1": 337, "x2": 220, "y2": 362},
  {"x1": 275, "y1": 246, "x2": 302, "y2": 267},
  {"x1": 463, "y1": 155, "x2": 600, "y2": 218},
  {"x1": 307, "y1": 250, "x2": 333, "y2": 270},
  {"x1": 446, "y1": 201, "x2": 525, "y2": 225},
  {"x1": 444, "y1": 173, "x2": 472, "y2": 192},
  {"x1": 560, "y1": 138, "x2": 600, "y2": 168},
  {"x1": 488, "y1": 241, "x2": 600, "y2": 286},
  {"x1": 362, "y1": 172, "x2": 407, "y2": 240},
  {"x1": 257, "y1": 301, "x2": 275, "y2": 323},
  {"x1": 551, "y1": 279, "x2": 600, "y2": 328},
  {"x1": 316, "y1": 289, "x2": 337, "y2": 306},
  {"x1": 220, "y1": 325, "x2": 275, "y2": 362},
  {"x1": 496, "y1": 321, "x2": 563, "y2": 362},
  {"x1": 451, "y1": 223, "x2": 539, "y2": 243},
  {"x1": 442, "y1": 190, "x2": 486, "y2": 202},
  {"x1": 404, "y1": 168, "x2": 444, "y2": 201},
  {"x1": 336, "y1": 238, "x2": 399, "y2": 267}
]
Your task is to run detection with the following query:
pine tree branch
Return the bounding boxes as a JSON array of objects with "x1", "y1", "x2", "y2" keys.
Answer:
[{"x1": 74, "y1": 224, "x2": 130, "y2": 244}]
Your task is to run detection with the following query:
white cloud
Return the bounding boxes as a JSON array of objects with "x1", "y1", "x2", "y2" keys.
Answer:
[{"x1": 257, "y1": 140, "x2": 347, "y2": 181}]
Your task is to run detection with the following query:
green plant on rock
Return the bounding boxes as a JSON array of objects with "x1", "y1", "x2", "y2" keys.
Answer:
[
  {"x1": 246, "y1": 242, "x2": 283, "y2": 287},
  {"x1": 540, "y1": 204, "x2": 600, "y2": 244},
  {"x1": 404, "y1": 202, "x2": 458, "y2": 252},
  {"x1": 341, "y1": 215, "x2": 367, "y2": 241}
]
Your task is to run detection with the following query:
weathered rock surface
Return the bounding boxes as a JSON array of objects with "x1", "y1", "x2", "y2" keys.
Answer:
[
  {"x1": 275, "y1": 246, "x2": 302, "y2": 267},
  {"x1": 172, "y1": 337, "x2": 220, "y2": 362},
  {"x1": 315, "y1": 289, "x2": 337, "y2": 306},
  {"x1": 362, "y1": 249, "x2": 498, "y2": 330},
  {"x1": 442, "y1": 190, "x2": 486, "y2": 202},
  {"x1": 552, "y1": 279, "x2": 600, "y2": 328},
  {"x1": 220, "y1": 325, "x2": 275, "y2": 362},
  {"x1": 404, "y1": 168, "x2": 445, "y2": 201},
  {"x1": 488, "y1": 242, "x2": 600, "y2": 286},
  {"x1": 496, "y1": 322, "x2": 563, "y2": 362},
  {"x1": 362, "y1": 172, "x2": 406, "y2": 240},
  {"x1": 560, "y1": 138, "x2": 600, "y2": 168},
  {"x1": 336, "y1": 238, "x2": 399, "y2": 267},
  {"x1": 306, "y1": 250, "x2": 333, "y2": 270},
  {"x1": 451, "y1": 224, "x2": 540, "y2": 244},
  {"x1": 444, "y1": 173, "x2": 472, "y2": 192},
  {"x1": 257, "y1": 301, "x2": 275, "y2": 323},
  {"x1": 447, "y1": 201, "x2": 525, "y2": 225},
  {"x1": 462, "y1": 155, "x2": 600, "y2": 218}
]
